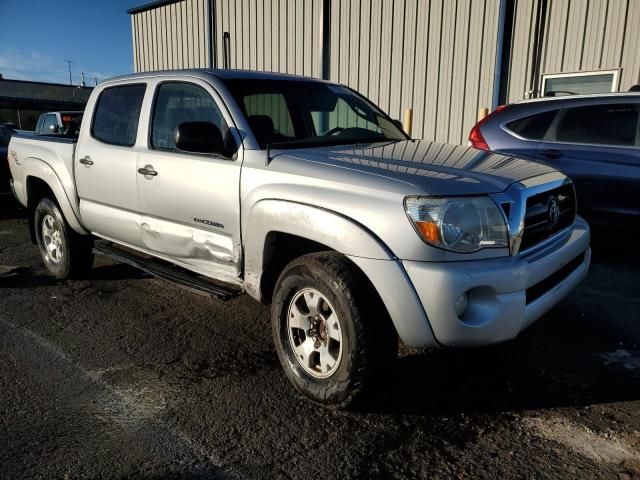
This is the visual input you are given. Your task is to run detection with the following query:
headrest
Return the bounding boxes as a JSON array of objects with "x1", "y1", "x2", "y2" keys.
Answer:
[{"x1": 247, "y1": 115, "x2": 275, "y2": 143}]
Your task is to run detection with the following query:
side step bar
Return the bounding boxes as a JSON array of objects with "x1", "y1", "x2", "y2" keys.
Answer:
[{"x1": 93, "y1": 243, "x2": 242, "y2": 301}]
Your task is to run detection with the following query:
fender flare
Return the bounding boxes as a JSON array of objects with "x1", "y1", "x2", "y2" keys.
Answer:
[
  {"x1": 21, "y1": 157, "x2": 88, "y2": 235},
  {"x1": 243, "y1": 199, "x2": 437, "y2": 347},
  {"x1": 243, "y1": 199, "x2": 393, "y2": 299}
]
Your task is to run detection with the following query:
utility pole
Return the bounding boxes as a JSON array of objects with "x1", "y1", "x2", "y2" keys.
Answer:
[{"x1": 65, "y1": 60, "x2": 73, "y2": 85}]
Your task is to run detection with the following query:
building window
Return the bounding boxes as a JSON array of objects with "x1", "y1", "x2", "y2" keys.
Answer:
[{"x1": 541, "y1": 70, "x2": 620, "y2": 97}]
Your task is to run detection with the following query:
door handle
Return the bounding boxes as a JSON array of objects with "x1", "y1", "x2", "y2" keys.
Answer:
[
  {"x1": 138, "y1": 165, "x2": 158, "y2": 177},
  {"x1": 539, "y1": 149, "x2": 564, "y2": 159},
  {"x1": 79, "y1": 156, "x2": 93, "y2": 166}
]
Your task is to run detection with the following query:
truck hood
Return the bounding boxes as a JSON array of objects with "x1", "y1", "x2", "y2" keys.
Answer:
[{"x1": 275, "y1": 139, "x2": 556, "y2": 195}]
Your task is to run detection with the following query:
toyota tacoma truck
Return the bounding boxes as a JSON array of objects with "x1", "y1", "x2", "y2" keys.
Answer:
[{"x1": 7, "y1": 70, "x2": 591, "y2": 407}]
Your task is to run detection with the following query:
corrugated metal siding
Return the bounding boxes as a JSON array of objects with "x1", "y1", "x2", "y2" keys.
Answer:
[
  {"x1": 131, "y1": 0, "x2": 210, "y2": 72},
  {"x1": 328, "y1": 0, "x2": 500, "y2": 145},
  {"x1": 507, "y1": 0, "x2": 640, "y2": 102},
  {"x1": 214, "y1": 0, "x2": 323, "y2": 77}
]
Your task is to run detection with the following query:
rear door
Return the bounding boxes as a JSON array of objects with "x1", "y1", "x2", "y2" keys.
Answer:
[
  {"x1": 534, "y1": 101, "x2": 640, "y2": 220},
  {"x1": 135, "y1": 78, "x2": 242, "y2": 281},
  {"x1": 75, "y1": 83, "x2": 147, "y2": 246}
]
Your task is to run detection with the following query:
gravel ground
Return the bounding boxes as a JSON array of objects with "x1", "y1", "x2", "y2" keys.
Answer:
[{"x1": 1, "y1": 198, "x2": 639, "y2": 479}]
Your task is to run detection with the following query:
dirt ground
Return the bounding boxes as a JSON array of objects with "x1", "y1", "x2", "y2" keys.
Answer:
[{"x1": 1, "y1": 199, "x2": 639, "y2": 479}]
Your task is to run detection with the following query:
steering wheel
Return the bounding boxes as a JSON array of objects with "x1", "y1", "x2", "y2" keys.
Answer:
[{"x1": 325, "y1": 126, "x2": 344, "y2": 136}]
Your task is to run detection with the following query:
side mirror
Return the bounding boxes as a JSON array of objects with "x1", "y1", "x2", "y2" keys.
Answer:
[
  {"x1": 175, "y1": 121, "x2": 225, "y2": 155},
  {"x1": 48, "y1": 124, "x2": 60, "y2": 134}
]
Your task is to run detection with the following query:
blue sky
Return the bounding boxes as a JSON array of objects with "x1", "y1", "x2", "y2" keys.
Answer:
[{"x1": 0, "y1": 0, "x2": 141, "y2": 85}]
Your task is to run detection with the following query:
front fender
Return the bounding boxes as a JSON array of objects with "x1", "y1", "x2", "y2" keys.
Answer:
[
  {"x1": 21, "y1": 158, "x2": 87, "y2": 235},
  {"x1": 243, "y1": 200, "x2": 437, "y2": 347}
]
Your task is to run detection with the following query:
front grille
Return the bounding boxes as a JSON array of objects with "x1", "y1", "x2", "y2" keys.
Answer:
[
  {"x1": 525, "y1": 252, "x2": 585, "y2": 304},
  {"x1": 519, "y1": 183, "x2": 576, "y2": 252}
]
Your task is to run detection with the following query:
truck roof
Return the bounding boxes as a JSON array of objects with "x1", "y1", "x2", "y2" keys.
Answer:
[{"x1": 104, "y1": 68, "x2": 333, "y2": 85}]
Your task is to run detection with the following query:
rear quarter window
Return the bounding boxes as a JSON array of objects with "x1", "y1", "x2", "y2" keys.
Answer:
[
  {"x1": 91, "y1": 84, "x2": 146, "y2": 146},
  {"x1": 555, "y1": 103, "x2": 639, "y2": 146},
  {"x1": 506, "y1": 109, "x2": 557, "y2": 140}
]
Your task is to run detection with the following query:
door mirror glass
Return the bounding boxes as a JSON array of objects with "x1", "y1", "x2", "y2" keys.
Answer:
[
  {"x1": 175, "y1": 121, "x2": 225, "y2": 155},
  {"x1": 48, "y1": 123, "x2": 59, "y2": 133}
]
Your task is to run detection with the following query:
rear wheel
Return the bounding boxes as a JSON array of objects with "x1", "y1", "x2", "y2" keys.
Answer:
[
  {"x1": 271, "y1": 252, "x2": 397, "y2": 407},
  {"x1": 34, "y1": 198, "x2": 93, "y2": 279}
]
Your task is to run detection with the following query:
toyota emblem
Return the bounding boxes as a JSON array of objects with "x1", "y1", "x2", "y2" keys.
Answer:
[{"x1": 548, "y1": 198, "x2": 561, "y2": 225}]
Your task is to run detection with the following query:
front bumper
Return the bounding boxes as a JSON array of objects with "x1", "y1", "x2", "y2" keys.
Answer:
[{"x1": 403, "y1": 216, "x2": 591, "y2": 347}]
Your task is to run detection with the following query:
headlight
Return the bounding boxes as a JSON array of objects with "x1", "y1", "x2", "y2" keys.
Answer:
[{"x1": 404, "y1": 196, "x2": 509, "y2": 253}]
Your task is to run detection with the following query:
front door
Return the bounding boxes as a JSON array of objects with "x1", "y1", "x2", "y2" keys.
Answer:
[
  {"x1": 135, "y1": 79, "x2": 242, "y2": 282},
  {"x1": 75, "y1": 83, "x2": 147, "y2": 246}
]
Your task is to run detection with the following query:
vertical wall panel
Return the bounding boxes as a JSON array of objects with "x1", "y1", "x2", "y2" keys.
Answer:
[
  {"x1": 411, "y1": 0, "x2": 429, "y2": 141},
  {"x1": 423, "y1": 0, "x2": 444, "y2": 140},
  {"x1": 449, "y1": 0, "x2": 470, "y2": 143},
  {"x1": 581, "y1": 0, "x2": 608, "y2": 70},
  {"x1": 377, "y1": 0, "x2": 394, "y2": 112},
  {"x1": 508, "y1": 0, "x2": 639, "y2": 101},
  {"x1": 325, "y1": 0, "x2": 499, "y2": 144},
  {"x1": 131, "y1": 15, "x2": 138, "y2": 72},
  {"x1": 131, "y1": 0, "x2": 211, "y2": 72},
  {"x1": 367, "y1": 0, "x2": 382, "y2": 106},
  {"x1": 461, "y1": 0, "x2": 485, "y2": 142},
  {"x1": 620, "y1": 0, "x2": 640, "y2": 89},
  {"x1": 130, "y1": 0, "x2": 638, "y2": 143},
  {"x1": 388, "y1": 0, "x2": 406, "y2": 118}
]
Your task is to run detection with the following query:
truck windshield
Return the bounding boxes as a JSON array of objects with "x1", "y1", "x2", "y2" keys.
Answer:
[{"x1": 224, "y1": 79, "x2": 407, "y2": 149}]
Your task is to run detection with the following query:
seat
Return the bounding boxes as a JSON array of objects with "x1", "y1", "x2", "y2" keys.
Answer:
[{"x1": 247, "y1": 115, "x2": 276, "y2": 145}]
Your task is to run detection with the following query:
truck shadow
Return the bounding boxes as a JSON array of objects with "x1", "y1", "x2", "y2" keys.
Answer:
[
  {"x1": 371, "y1": 233, "x2": 640, "y2": 416},
  {"x1": 0, "y1": 195, "x2": 26, "y2": 219},
  {"x1": 378, "y1": 326, "x2": 639, "y2": 416}
]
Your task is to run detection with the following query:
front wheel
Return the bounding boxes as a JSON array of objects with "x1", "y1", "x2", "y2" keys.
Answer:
[
  {"x1": 271, "y1": 252, "x2": 397, "y2": 407},
  {"x1": 34, "y1": 197, "x2": 94, "y2": 279}
]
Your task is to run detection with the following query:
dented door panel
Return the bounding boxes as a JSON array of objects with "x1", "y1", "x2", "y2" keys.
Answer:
[
  {"x1": 136, "y1": 148, "x2": 242, "y2": 280},
  {"x1": 135, "y1": 77, "x2": 243, "y2": 281}
]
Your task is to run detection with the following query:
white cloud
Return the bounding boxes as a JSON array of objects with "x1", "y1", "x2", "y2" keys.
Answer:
[{"x1": 0, "y1": 47, "x2": 115, "y2": 85}]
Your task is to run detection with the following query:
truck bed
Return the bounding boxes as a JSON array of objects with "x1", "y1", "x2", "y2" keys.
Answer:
[{"x1": 8, "y1": 133, "x2": 78, "y2": 210}]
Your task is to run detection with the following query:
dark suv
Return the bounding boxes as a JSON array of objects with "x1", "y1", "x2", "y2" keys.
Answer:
[{"x1": 469, "y1": 94, "x2": 640, "y2": 228}]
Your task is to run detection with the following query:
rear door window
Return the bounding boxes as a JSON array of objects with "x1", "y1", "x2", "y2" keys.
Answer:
[
  {"x1": 506, "y1": 110, "x2": 557, "y2": 140},
  {"x1": 554, "y1": 103, "x2": 639, "y2": 146},
  {"x1": 91, "y1": 84, "x2": 146, "y2": 146}
]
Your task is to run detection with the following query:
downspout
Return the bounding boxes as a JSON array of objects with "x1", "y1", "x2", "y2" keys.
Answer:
[
  {"x1": 491, "y1": 0, "x2": 509, "y2": 109},
  {"x1": 321, "y1": 0, "x2": 331, "y2": 80},
  {"x1": 208, "y1": 0, "x2": 216, "y2": 68},
  {"x1": 528, "y1": 0, "x2": 548, "y2": 98}
]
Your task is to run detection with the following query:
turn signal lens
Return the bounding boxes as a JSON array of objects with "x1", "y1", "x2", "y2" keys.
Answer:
[{"x1": 415, "y1": 221, "x2": 440, "y2": 244}]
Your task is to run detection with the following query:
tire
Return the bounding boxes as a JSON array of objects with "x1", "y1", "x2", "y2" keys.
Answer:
[
  {"x1": 271, "y1": 251, "x2": 398, "y2": 408},
  {"x1": 34, "y1": 197, "x2": 94, "y2": 279}
]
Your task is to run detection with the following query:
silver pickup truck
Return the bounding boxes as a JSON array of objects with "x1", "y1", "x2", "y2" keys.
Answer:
[{"x1": 8, "y1": 70, "x2": 591, "y2": 407}]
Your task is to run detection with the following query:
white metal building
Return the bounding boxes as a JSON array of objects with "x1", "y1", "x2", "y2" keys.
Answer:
[{"x1": 128, "y1": 0, "x2": 640, "y2": 145}]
